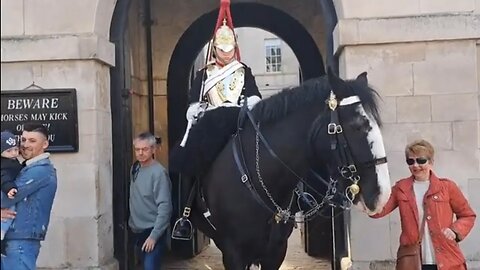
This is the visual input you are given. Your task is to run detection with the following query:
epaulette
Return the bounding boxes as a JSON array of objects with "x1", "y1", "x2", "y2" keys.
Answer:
[
  {"x1": 194, "y1": 63, "x2": 210, "y2": 72},
  {"x1": 199, "y1": 61, "x2": 216, "y2": 71},
  {"x1": 206, "y1": 61, "x2": 218, "y2": 71}
]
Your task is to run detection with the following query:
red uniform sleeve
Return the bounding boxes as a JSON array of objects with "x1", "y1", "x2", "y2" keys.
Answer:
[{"x1": 370, "y1": 185, "x2": 399, "y2": 219}]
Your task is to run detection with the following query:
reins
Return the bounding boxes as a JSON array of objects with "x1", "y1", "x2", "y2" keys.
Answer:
[{"x1": 232, "y1": 92, "x2": 388, "y2": 224}]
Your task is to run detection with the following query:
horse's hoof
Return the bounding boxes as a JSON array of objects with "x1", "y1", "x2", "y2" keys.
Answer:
[{"x1": 171, "y1": 217, "x2": 193, "y2": 240}]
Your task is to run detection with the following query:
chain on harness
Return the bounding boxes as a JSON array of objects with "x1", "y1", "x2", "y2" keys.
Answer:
[
  {"x1": 255, "y1": 127, "x2": 295, "y2": 223},
  {"x1": 233, "y1": 90, "x2": 387, "y2": 225}
]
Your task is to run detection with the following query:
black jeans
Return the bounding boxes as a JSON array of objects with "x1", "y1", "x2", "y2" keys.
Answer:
[{"x1": 422, "y1": 265, "x2": 438, "y2": 270}]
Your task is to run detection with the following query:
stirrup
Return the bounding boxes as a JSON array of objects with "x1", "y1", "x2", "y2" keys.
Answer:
[{"x1": 172, "y1": 217, "x2": 193, "y2": 240}]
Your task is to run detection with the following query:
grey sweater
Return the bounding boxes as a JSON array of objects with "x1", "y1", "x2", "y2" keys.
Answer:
[{"x1": 128, "y1": 160, "x2": 172, "y2": 241}]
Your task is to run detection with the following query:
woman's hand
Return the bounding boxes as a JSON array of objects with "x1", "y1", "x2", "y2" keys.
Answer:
[{"x1": 442, "y1": 228, "x2": 457, "y2": 241}]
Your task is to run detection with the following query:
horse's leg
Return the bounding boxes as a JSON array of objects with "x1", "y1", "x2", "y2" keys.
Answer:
[
  {"x1": 259, "y1": 222, "x2": 294, "y2": 270},
  {"x1": 221, "y1": 240, "x2": 247, "y2": 270},
  {"x1": 259, "y1": 240, "x2": 288, "y2": 270}
]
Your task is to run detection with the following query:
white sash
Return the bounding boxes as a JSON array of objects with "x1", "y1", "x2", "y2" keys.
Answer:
[{"x1": 203, "y1": 61, "x2": 243, "y2": 97}]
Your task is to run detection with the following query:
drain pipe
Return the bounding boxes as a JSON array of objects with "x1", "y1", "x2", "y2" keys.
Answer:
[{"x1": 143, "y1": 0, "x2": 155, "y2": 134}]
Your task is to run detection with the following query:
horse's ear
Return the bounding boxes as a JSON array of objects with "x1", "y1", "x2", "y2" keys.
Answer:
[
  {"x1": 356, "y1": 72, "x2": 368, "y2": 86},
  {"x1": 327, "y1": 67, "x2": 348, "y2": 98}
]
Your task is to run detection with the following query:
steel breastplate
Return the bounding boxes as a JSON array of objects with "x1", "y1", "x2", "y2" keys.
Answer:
[{"x1": 206, "y1": 65, "x2": 245, "y2": 106}]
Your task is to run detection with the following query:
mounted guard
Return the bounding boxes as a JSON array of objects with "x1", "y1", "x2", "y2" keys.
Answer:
[{"x1": 172, "y1": 0, "x2": 261, "y2": 240}]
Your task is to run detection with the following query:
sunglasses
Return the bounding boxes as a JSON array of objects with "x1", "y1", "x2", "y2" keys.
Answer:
[{"x1": 406, "y1": 157, "x2": 429, "y2": 166}]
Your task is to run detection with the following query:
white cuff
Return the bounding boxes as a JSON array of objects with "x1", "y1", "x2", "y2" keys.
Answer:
[
  {"x1": 186, "y1": 102, "x2": 207, "y2": 121},
  {"x1": 246, "y1": 96, "x2": 261, "y2": 109}
]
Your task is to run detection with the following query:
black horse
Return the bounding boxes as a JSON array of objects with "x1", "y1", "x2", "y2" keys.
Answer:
[{"x1": 171, "y1": 71, "x2": 391, "y2": 269}]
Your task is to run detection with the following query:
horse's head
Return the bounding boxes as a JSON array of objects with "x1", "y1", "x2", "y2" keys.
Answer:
[{"x1": 310, "y1": 69, "x2": 391, "y2": 215}]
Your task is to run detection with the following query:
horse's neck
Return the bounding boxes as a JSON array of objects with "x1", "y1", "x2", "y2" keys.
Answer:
[
  {"x1": 254, "y1": 107, "x2": 319, "y2": 196},
  {"x1": 263, "y1": 106, "x2": 318, "y2": 157}
]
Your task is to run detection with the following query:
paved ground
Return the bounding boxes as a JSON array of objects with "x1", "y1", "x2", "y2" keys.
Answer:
[{"x1": 164, "y1": 228, "x2": 331, "y2": 270}]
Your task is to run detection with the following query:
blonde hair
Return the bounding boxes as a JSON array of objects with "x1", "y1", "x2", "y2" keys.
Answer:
[{"x1": 405, "y1": 139, "x2": 435, "y2": 160}]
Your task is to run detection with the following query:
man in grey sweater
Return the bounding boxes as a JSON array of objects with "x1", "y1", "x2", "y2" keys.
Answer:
[{"x1": 129, "y1": 132, "x2": 172, "y2": 270}]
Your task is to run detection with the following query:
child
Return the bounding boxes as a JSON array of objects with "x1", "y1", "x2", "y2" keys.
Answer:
[{"x1": 1, "y1": 131, "x2": 23, "y2": 241}]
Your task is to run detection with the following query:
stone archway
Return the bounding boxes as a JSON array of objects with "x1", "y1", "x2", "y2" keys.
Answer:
[
  {"x1": 109, "y1": 0, "x2": 344, "y2": 269},
  {"x1": 166, "y1": 2, "x2": 325, "y2": 146},
  {"x1": 165, "y1": 0, "x2": 342, "y2": 263},
  {"x1": 93, "y1": 0, "x2": 118, "y2": 39},
  {"x1": 165, "y1": 3, "x2": 328, "y2": 259}
]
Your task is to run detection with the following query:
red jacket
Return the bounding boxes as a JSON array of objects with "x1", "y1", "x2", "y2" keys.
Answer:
[{"x1": 372, "y1": 172, "x2": 476, "y2": 270}]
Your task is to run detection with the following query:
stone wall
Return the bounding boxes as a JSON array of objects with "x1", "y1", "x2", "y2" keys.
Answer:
[
  {"x1": 333, "y1": 1, "x2": 480, "y2": 269},
  {"x1": 1, "y1": 0, "x2": 117, "y2": 269}
]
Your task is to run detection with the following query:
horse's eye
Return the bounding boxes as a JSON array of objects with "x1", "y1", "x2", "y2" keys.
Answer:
[{"x1": 348, "y1": 117, "x2": 370, "y2": 132}]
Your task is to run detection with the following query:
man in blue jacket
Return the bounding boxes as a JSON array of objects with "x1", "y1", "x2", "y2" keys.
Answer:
[{"x1": 1, "y1": 123, "x2": 57, "y2": 270}]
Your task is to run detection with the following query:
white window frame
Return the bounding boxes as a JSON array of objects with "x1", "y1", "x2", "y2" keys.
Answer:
[{"x1": 265, "y1": 39, "x2": 282, "y2": 73}]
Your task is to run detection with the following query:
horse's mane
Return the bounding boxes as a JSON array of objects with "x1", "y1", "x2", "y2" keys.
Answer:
[
  {"x1": 251, "y1": 76, "x2": 330, "y2": 123},
  {"x1": 252, "y1": 74, "x2": 382, "y2": 126}
]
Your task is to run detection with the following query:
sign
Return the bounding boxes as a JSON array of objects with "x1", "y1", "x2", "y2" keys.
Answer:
[{"x1": 1, "y1": 89, "x2": 79, "y2": 152}]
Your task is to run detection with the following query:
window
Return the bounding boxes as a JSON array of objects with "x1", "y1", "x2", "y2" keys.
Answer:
[{"x1": 265, "y1": 39, "x2": 282, "y2": 73}]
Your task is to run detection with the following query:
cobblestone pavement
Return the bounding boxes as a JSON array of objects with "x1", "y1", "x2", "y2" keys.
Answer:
[{"x1": 164, "y1": 228, "x2": 331, "y2": 270}]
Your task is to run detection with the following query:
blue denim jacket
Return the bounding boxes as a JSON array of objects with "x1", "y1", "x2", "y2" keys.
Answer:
[{"x1": 1, "y1": 153, "x2": 57, "y2": 240}]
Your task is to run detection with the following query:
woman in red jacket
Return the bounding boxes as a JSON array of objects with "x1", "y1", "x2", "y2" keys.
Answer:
[{"x1": 371, "y1": 139, "x2": 476, "y2": 270}]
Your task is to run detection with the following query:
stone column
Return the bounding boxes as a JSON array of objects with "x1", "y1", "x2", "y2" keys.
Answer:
[
  {"x1": 333, "y1": 1, "x2": 480, "y2": 269},
  {"x1": 1, "y1": 0, "x2": 117, "y2": 269}
]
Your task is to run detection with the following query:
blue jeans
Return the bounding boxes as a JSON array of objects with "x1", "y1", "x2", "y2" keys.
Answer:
[
  {"x1": 1, "y1": 240, "x2": 41, "y2": 270},
  {"x1": 0, "y1": 193, "x2": 16, "y2": 240},
  {"x1": 133, "y1": 228, "x2": 167, "y2": 270}
]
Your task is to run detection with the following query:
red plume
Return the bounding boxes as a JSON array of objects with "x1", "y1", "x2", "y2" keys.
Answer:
[{"x1": 211, "y1": 0, "x2": 240, "y2": 61}]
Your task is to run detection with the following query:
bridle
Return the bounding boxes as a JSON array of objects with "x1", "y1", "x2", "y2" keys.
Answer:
[
  {"x1": 325, "y1": 92, "x2": 388, "y2": 203},
  {"x1": 232, "y1": 91, "x2": 388, "y2": 223}
]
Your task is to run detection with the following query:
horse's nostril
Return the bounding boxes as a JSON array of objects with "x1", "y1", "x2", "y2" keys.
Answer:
[{"x1": 361, "y1": 193, "x2": 379, "y2": 212}]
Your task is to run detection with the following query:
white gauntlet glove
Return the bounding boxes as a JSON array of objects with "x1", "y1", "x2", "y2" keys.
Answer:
[
  {"x1": 240, "y1": 95, "x2": 261, "y2": 109},
  {"x1": 181, "y1": 102, "x2": 207, "y2": 147},
  {"x1": 186, "y1": 102, "x2": 207, "y2": 122}
]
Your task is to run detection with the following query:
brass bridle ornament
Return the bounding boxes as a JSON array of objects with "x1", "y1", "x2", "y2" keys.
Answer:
[{"x1": 326, "y1": 91, "x2": 360, "y2": 202}]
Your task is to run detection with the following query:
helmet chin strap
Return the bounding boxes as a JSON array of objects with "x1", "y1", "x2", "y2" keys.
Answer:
[
  {"x1": 215, "y1": 58, "x2": 224, "y2": 67},
  {"x1": 215, "y1": 55, "x2": 235, "y2": 67}
]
